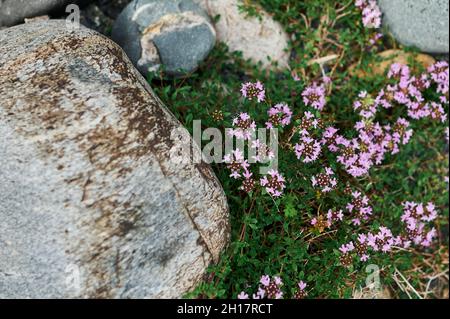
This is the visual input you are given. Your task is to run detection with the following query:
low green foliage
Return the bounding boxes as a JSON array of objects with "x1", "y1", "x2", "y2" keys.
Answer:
[{"x1": 150, "y1": 0, "x2": 449, "y2": 299}]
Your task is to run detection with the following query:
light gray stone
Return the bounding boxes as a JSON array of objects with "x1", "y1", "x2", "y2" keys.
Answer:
[
  {"x1": 0, "y1": 20, "x2": 229, "y2": 298},
  {"x1": 378, "y1": 0, "x2": 449, "y2": 54},
  {"x1": 194, "y1": 0, "x2": 290, "y2": 70},
  {"x1": 112, "y1": 0, "x2": 216, "y2": 77},
  {"x1": 0, "y1": 0, "x2": 75, "y2": 27}
]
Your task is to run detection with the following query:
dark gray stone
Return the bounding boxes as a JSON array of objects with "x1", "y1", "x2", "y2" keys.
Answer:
[
  {"x1": 0, "y1": 0, "x2": 75, "y2": 27},
  {"x1": 378, "y1": 0, "x2": 449, "y2": 54},
  {"x1": 153, "y1": 24, "x2": 215, "y2": 75},
  {"x1": 96, "y1": 0, "x2": 132, "y2": 20},
  {"x1": 79, "y1": 4, "x2": 114, "y2": 36},
  {"x1": 111, "y1": 0, "x2": 216, "y2": 77}
]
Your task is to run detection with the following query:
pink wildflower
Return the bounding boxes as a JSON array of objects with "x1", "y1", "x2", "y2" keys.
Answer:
[
  {"x1": 241, "y1": 81, "x2": 266, "y2": 102},
  {"x1": 260, "y1": 170, "x2": 286, "y2": 197},
  {"x1": 237, "y1": 291, "x2": 249, "y2": 299},
  {"x1": 327, "y1": 209, "x2": 344, "y2": 227},
  {"x1": 302, "y1": 83, "x2": 327, "y2": 111},
  {"x1": 223, "y1": 149, "x2": 250, "y2": 179},
  {"x1": 346, "y1": 191, "x2": 372, "y2": 225},
  {"x1": 388, "y1": 63, "x2": 410, "y2": 80},
  {"x1": 240, "y1": 170, "x2": 257, "y2": 193},
  {"x1": 311, "y1": 167, "x2": 338, "y2": 193},
  {"x1": 321, "y1": 126, "x2": 341, "y2": 152},
  {"x1": 295, "y1": 136, "x2": 322, "y2": 163},
  {"x1": 356, "y1": 0, "x2": 382, "y2": 28},
  {"x1": 294, "y1": 281, "x2": 308, "y2": 299},
  {"x1": 229, "y1": 112, "x2": 256, "y2": 140},
  {"x1": 353, "y1": 91, "x2": 377, "y2": 119},
  {"x1": 428, "y1": 61, "x2": 449, "y2": 96},
  {"x1": 251, "y1": 139, "x2": 275, "y2": 163},
  {"x1": 297, "y1": 111, "x2": 323, "y2": 136},
  {"x1": 266, "y1": 103, "x2": 293, "y2": 128},
  {"x1": 258, "y1": 275, "x2": 283, "y2": 299}
]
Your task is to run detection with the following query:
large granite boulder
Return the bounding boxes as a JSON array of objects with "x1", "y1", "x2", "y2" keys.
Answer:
[
  {"x1": 0, "y1": 0, "x2": 76, "y2": 27},
  {"x1": 378, "y1": 0, "x2": 449, "y2": 54},
  {"x1": 0, "y1": 20, "x2": 229, "y2": 298},
  {"x1": 112, "y1": 0, "x2": 216, "y2": 77}
]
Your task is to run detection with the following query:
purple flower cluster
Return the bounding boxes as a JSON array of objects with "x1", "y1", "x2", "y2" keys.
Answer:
[
  {"x1": 238, "y1": 275, "x2": 283, "y2": 299},
  {"x1": 387, "y1": 62, "x2": 411, "y2": 79},
  {"x1": 346, "y1": 191, "x2": 372, "y2": 226},
  {"x1": 251, "y1": 139, "x2": 275, "y2": 163},
  {"x1": 321, "y1": 126, "x2": 340, "y2": 152},
  {"x1": 226, "y1": 82, "x2": 288, "y2": 197},
  {"x1": 241, "y1": 170, "x2": 257, "y2": 193},
  {"x1": 298, "y1": 111, "x2": 323, "y2": 136},
  {"x1": 295, "y1": 136, "x2": 322, "y2": 163},
  {"x1": 238, "y1": 277, "x2": 308, "y2": 299},
  {"x1": 302, "y1": 83, "x2": 327, "y2": 111},
  {"x1": 355, "y1": 0, "x2": 382, "y2": 28},
  {"x1": 223, "y1": 142, "x2": 280, "y2": 195},
  {"x1": 401, "y1": 202, "x2": 438, "y2": 248},
  {"x1": 311, "y1": 167, "x2": 338, "y2": 193},
  {"x1": 353, "y1": 91, "x2": 377, "y2": 119},
  {"x1": 294, "y1": 111, "x2": 327, "y2": 163},
  {"x1": 339, "y1": 202, "x2": 439, "y2": 266},
  {"x1": 327, "y1": 209, "x2": 344, "y2": 226},
  {"x1": 293, "y1": 281, "x2": 308, "y2": 299},
  {"x1": 391, "y1": 118, "x2": 414, "y2": 153},
  {"x1": 386, "y1": 62, "x2": 448, "y2": 123},
  {"x1": 223, "y1": 149, "x2": 250, "y2": 179},
  {"x1": 300, "y1": 62, "x2": 448, "y2": 182},
  {"x1": 229, "y1": 60, "x2": 448, "y2": 201},
  {"x1": 335, "y1": 135, "x2": 373, "y2": 177},
  {"x1": 228, "y1": 112, "x2": 256, "y2": 140},
  {"x1": 332, "y1": 61, "x2": 446, "y2": 179},
  {"x1": 311, "y1": 209, "x2": 344, "y2": 231},
  {"x1": 336, "y1": 79, "x2": 417, "y2": 177},
  {"x1": 428, "y1": 61, "x2": 449, "y2": 96},
  {"x1": 260, "y1": 170, "x2": 286, "y2": 197},
  {"x1": 368, "y1": 32, "x2": 383, "y2": 47},
  {"x1": 339, "y1": 241, "x2": 355, "y2": 266},
  {"x1": 241, "y1": 81, "x2": 266, "y2": 103},
  {"x1": 224, "y1": 141, "x2": 280, "y2": 195},
  {"x1": 340, "y1": 227, "x2": 402, "y2": 265},
  {"x1": 266, "y1": 103, "x2": 293, "y2": 128}
]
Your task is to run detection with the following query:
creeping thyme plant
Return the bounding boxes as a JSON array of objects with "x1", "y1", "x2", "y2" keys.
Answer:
[{"x1": 151, "y1": 0, "x2": 449, "y2": 299}]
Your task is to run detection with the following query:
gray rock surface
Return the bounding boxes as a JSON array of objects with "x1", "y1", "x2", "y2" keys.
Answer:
[
  {"x1": 194, "y1": 0, "x2": 290, "y2": 70},
  {"x1": 378, "y1": 0, "x2": 449, "y2": 54},
  {"x1": 0, "y1": 0, "x2": 75, "y2": 27},
  {"x1": 0, "y1": 20, "x2": 229, "y2": 298},
  {"x1": 112, "y1": 0, "x2": 216, "y2": 77},
  {"x1": 80, "y1": 3, "x2": 115, "y2": 36}
]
